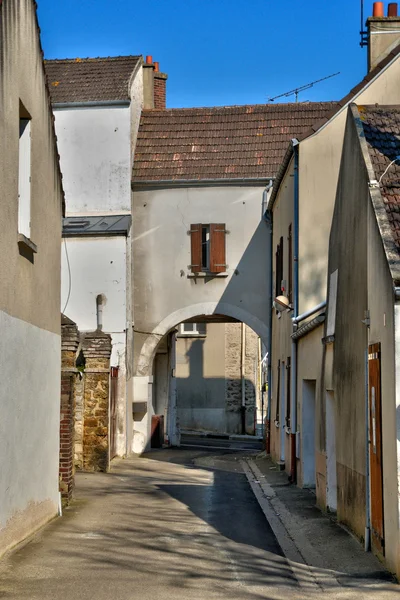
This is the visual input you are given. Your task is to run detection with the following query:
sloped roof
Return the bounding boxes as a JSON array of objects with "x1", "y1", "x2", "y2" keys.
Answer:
[
  {"x1": 132, "y1": 102, "x2": 337, "y2": 183},
  {"x1": 360, "y1": 105, "x2": 400, "y2": 252},
  {"x1": 269, "y1": 42, "x2": 400, "y2": 208},
  {"x1": 44, "y1": 56, "x2": 141, "y2": 104}
]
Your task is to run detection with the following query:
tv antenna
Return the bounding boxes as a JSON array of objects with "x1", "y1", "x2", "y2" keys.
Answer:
[{"x1": 268, "y1": 72, "x2": 340, "y2": 103}]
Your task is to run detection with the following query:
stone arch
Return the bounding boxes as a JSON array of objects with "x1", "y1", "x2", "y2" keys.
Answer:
[{"x1": 135, "y1": 301, "x2": 269, "y2": 377}]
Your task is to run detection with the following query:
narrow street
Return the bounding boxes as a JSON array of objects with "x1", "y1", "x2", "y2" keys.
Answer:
[{"x1": 0, "y1": 449, "x2": 398, "y2": 600}]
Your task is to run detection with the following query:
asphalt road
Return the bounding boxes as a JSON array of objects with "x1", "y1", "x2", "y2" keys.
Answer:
[{"x1": 0, "y1": 449, "x2": 296, "y2": 600}]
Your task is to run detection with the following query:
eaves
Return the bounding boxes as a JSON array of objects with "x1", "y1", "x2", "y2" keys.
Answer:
[
  {"x1": 291, "y1": 314, "x2": 325, "y2": 341},
  {"x1": 131, "y1": 177, "x2": 272, "y2": 191}
]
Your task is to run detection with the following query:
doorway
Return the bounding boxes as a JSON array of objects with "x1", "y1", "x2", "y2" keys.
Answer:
[
  {"x1": 302, "y1": 379, "x2": 316, "y2": 488},
  {"x1": 326, "y1": 390, "x2": 337, "y2": 511},
  {"x1": 368, "y1": 342, "x2": 385, "y2": 555}
]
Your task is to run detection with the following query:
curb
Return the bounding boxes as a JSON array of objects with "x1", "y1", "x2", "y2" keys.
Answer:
[{"x1": 241, "y1": 458, "x2": 341, "y2": 592}]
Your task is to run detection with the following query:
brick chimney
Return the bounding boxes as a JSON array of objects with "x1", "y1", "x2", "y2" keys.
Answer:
[
  {"x1": 143, "y1": 55, "x2": 168, "y2": 109},
  {"x1": 367, "y1": 2, "x2": 400, "y2": 71}
]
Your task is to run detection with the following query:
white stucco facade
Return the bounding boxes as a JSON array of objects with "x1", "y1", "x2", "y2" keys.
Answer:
[
  {"x1": 0, "y1": 310, "x2": 61, "y2": 553},
  {"x1": 54, "y1": 105, "x2": 131, "y2": 215},
  {"x1": 61, "y1": 236, "x2": 127, "y2": 338}
]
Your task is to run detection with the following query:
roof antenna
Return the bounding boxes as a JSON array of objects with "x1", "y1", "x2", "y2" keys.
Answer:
[
  {"x1": 360, "y1": 0, "x2": 369, "y2": 47},
  {"x1": 268, "y1": 72, "x2": 340, "y2": 103}
]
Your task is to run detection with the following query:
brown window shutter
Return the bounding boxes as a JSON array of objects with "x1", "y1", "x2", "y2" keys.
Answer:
[
  {"x1": 210, "y1": 223, "x2": 226, "y2": 273},
  {"x1": 288, "y1": 224, "x2": 293, "y2": 304},
  {"x1": 190, "y1": 224, "x2": 202, "y2": 273}
]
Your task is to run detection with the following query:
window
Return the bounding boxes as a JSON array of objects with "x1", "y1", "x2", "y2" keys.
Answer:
[
  {"x1": 190, "y1": 223, "x2": 227, "y2": 273},
  {"x1": 285, "y1": 356, "x2": 291, "y2": 429},
  {"x1": 179, "y1": 322, "x2": 206, "y2": 336},
  {"x1": 275, "y1": 236, "x2": 284, "y2": 297},
  {"x1": 18, "y1": 102, "x2": 32, "y2": 240}
]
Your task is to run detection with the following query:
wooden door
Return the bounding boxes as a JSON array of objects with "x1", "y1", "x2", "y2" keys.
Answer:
[{"x1": 368, "y1": 343, "x2": 385, "y2": 555}]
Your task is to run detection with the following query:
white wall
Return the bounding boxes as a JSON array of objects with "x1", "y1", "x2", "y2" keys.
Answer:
[
  {"x1": 54, "y1": 106, "x2": 131, "y2": 215},
  {"x1": 0, "y1": 309, "x2": 60, "y2": 555},
  {"x1": 61, "y1": 236, "x2": 127, "y2": 339},
  {"x1": 133, "y1": 185, "x2": 270, "y2": 350}
]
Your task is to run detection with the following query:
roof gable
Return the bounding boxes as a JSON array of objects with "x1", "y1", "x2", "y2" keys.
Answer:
[
  {"x1": 132, "y1": 102, "x2": 337, "y2": 183},
  {"x1": 269, "y1": 42, "x2": 400, "y2": 208},
  {"x1": 358, "y1": 105, "x2": 400, "y2": 278},
  {"x1": 44, "y1": 56, "x2": 141, "y2": 104}
]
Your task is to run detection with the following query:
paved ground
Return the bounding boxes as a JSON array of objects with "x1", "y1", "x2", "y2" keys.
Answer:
[{"x1": 0, "y1": 448, "x2": 398, "y2": 599}]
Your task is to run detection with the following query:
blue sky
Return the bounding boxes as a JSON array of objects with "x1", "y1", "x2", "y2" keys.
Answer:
[{"x1": 37, "y1": 0, "x2": 376, "y2": 108}]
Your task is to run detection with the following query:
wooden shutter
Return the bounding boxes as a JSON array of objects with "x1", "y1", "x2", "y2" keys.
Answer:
[
  {"x1": 190, "y1": 224, "x2": 202, "y2": 273},
  {"x1": 210, "y1": 223, "x2": 226, "y2": 273},
  {"x1": 288, "y1": 224, "x2": 293, "y2": 304}
]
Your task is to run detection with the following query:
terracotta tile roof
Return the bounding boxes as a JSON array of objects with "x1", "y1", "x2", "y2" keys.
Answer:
[
  {"x1": 44, "y1": 56, "x2": 141, "y2": 103},
  {"x1": 132, "y1": 103, "x2": 337, "y2": 182},
  {"x1": 269, "y1": 42, "x2": 400, "y2": 208},
  {"x1": 360, "y1": 105, "x2": 400, "y2": 252}
]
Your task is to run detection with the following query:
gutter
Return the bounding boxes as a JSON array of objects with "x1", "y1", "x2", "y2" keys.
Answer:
[
  {"x1": 291, "y1": 313, "x2": 325, "y2": 341},
  {"x1": 132, "y1": 177, "x2": 272, "y2": 190},
  {"x1": 52, "y1": 100, "x2": 130, "y2": 109}
]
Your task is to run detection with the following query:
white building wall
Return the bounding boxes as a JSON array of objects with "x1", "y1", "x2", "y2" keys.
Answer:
[
  {"x1": 61, "y1": 236, "x2": 127, "y2": 336},
  {"x1": 54, "y1": 106, "x2": 131, "y2": 215},
  {"x1": 0, "y1": 310, "x2": 60, "y2": 554}
]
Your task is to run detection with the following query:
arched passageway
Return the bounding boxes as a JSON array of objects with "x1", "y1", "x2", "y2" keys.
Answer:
[{"x1": 131, "y1": 303, "x2": 268, "y2": 454}]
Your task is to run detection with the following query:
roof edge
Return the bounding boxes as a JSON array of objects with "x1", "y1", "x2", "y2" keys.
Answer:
[
  {"x1": 132, "y1": 177, "x2": 272, "y2": 189},
  {"x1": 351, "y1": 103, "x2": 400, "y2": 285}
]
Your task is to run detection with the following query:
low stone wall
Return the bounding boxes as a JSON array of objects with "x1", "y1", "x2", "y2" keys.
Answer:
[
  {"x1": 60, "y1": 317, "x2": 112, "y2": 504},
  {"x1": 81, "y1": 332, "x2": 112, "y2": 472}
]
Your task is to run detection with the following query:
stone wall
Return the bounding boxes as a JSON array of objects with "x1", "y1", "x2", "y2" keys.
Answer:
[
  {"x1": 225, "y1": 323, "x2": 258, "y2": 434},
  {"x1": 81, "y1": 332, "x2": 112, "y2": 472}
]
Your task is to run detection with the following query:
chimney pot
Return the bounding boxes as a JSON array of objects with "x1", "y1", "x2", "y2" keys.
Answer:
[
  {"x1": 388, "y1": 2, "x2": 398, "y2": 15},
  {"x1": 373, "y1": 1, "x2": 385, "y2": 16},
  {"x1": 145, "y1": 55, "x2": 153, "y2": 64},
  {"x1": 154, "y1": 61, "x2": 160, "y2": 72}
]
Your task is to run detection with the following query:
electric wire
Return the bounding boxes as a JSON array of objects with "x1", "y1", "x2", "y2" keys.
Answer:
[
  {"x1": 62, "y1": 236, "x2": 72, "y2": 314},
  {"x1": 378, "y1": 157, "x2": 400, "y2": 184}
]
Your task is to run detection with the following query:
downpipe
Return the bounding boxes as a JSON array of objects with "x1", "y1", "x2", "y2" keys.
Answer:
[
  {"x1": 290, "y1": 139, "x2": 300, "y2": 484},
  {"x1": 263, "y1": 179, "x2": 274, "y2": 453},
  {"x1": 241, "y1": 322, "x2": 246, "y2": 435}
]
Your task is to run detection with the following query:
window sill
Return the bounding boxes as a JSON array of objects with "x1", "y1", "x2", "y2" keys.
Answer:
[
  {"x1": 187, "y1": 272, "x2": 229, "y2": 279},
  {"x1": 177, "y1": 333, "x2": 207, "y2": 338},
  {"x1": 18, "y1": 234, "x2": 37, "y2": 261}
]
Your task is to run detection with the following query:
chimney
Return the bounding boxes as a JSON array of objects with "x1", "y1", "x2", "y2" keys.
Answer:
[
  {"x1": 142, "y1": 55, "x2": 168, "y2": 109},
  {"x1": 367, "y1": 2, "x2": 400, "y2": 71}
]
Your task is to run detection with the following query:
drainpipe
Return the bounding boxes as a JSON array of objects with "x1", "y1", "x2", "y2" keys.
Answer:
[
  {"x1": 290, "y1": 139, "x2": 300, "y2": 484},
  {"x1": 241, "y1": 322, "x2": 246, "y2": 434},
  {"x1": 263, "y1": 179, "x2": 274, "y2": 453}
]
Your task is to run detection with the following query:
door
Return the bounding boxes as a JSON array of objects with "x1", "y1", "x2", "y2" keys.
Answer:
[
  {"x1": 109, "y1": 366, "x2": 119, "y2": 460},
  {"x1": 280, "y1": 361, "x2": 285, "y2": 462},
  {"x1": 368, "y1": 343, "x2": 385, "y2": 555},
  {"x1": 326, "y1": 391, "x2": 337, "y2": 511}
]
